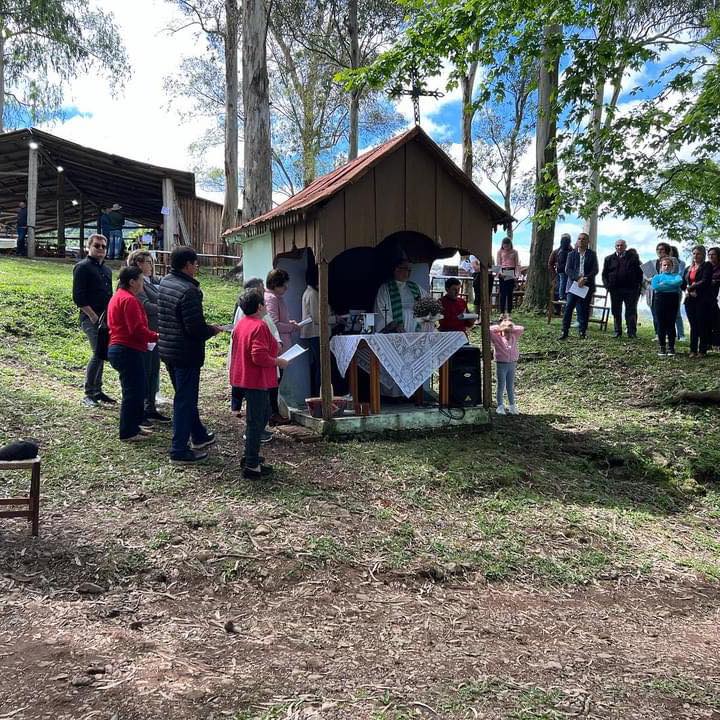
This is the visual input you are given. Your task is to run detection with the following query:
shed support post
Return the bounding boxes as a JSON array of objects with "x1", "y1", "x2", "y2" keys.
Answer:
[
  {"x1": 56, "y1": 171, "x2": 65, "y2": 257},
  {"x1": 78, "y1": 199, "x2": 85, "y2": 258},
  {"x1": 318, "y1": 259, "x2": 333, "y2": 421},
  {"x1": 27, "y1": 145, "x2": 38, "y2": 259},
  {"x1": 479, "y1": 263, "x2": 492, "y2": 409},
  {"x1": 162, "y1": 177, "x2": 178, "y2": 247}
]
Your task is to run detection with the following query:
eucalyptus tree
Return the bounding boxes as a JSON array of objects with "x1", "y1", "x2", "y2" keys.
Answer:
[{"x1": 0, "y1": 0, "x2": 126, "y2": 132}]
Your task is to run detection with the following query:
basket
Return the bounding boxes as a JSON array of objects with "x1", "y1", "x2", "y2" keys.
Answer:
[{"x1": 305, "y1": 396, "x2": 348, "y2": 418}]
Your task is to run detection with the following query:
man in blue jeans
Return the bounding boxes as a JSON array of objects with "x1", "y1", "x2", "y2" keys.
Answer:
[
  {"x1": 158, "y1": 247, "x2": 222, "y2": 462},
  {"x1": 559, "y1": 232, "x2": 599, "y2": 340}
]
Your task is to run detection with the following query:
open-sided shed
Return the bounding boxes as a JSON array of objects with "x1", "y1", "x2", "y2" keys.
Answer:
[
  {"x1": 0, "y1": 127, "x2": 228, "y2": 255},
  {"x1": 225, "y1": 125, "x2": 513, "y2": 424}
]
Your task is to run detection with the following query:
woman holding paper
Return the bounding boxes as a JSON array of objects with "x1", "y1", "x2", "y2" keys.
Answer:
[
  {"x1": 265, "y1": 268, "x2": 299, "y2": 424},
  {"x1": 496, "y1": 237, "x2": 520, "y2": 314},
  {"x1": 106, "y1": 266, "x2": 159, "y2": 442},
  {"x1": 127, "y1": 250, "x2": 170, "y2": 424},
  {"x1": 230, "y1": 290, "x2": 289, "y2": 479}
]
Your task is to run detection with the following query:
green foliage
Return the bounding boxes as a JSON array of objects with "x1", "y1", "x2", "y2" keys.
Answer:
[{"x1": 0, "y1": 0, "x2": 128, "y2": 128}]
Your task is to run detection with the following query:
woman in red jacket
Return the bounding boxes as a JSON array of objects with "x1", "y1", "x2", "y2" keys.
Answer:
[
  {"x1": 107, "y1": 266, "x2": 159, "y2": 441},
  {"x1": 230, "y1": 290, "x2": 288, "y2": 478}
]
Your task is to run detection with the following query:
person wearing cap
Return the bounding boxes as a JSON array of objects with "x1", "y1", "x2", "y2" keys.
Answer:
[{"x1": 107, "y1": 203, "x2": 125, "y2": 260}]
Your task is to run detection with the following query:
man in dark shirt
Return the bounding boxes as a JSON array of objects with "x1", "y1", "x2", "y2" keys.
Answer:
[
  {"x1": 72, "y1": 234, "x2": 115, "y2": 407},
  {"x1": 107, "y1": 203, "x2": 125, "y2": 260},
  {"x1": 158, "y1": 246, "x2": 222, "y2": 463},
  {"x1": 601, "y1": 239, "x2": 643, "y2": 338},
  {"x1": 16, "y1": 201, "x2": 28, "y2": 257}
]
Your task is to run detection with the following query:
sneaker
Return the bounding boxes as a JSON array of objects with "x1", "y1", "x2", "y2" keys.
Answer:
[
  {"x1": 155, "y1": 394, "x2": 172, "y2": 405},
  {"x1": 508, "y1": 404, "x2": 520, "y2": 415},
  {"x1": 138, "y1": 427, "x2": 154, "y2": 436},
  {"x1": 122, "y1": 433, "x2": 150, "y2": 443},
  {"x1": 139, "y1": 420, "x2": 154, "y2": 431},
  {"x1": 496, "y1": 405, "x2": 506, "y2": 415},
  {"x1": 145, "y1": 410, "x2": 171, "y2": 423},
  {"x1": 95, "y1": 392, "x2": 117, "y2": 405},
  {"x1": 667, "y1": 349, "x2": 676, "y2": 357},
  {"x1": 557, "y1": 333, "x2": 569, "y2": 341},
  {"x1": 241, "y1": 455, "x2": 265, "y2": 467},
  {"x1": 613, "y1": 332, "x2": 622, "y2": 338},
  {"x1": 190, "y1": 432, "x2": 216, "y2": 450},
  {"x1": 82, "y1": 396, "x2": 99, "y2": 408},
  {"x1": 243, "y1": 430, "x2": 274, "y2": 443},
  {"x1": 657, "y1": 350, "x2": 666, "y2": 357},
  {"x1": 171, "y1": 449, "x2": 208, "y2": 463},
  {"x1": 242, "y1": 465, "x2": 274, "y2": 479}
]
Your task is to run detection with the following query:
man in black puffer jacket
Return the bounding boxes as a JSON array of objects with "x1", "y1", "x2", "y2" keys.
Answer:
[{"x1": 158, "y1": 246, "x2": 221, "y2": 462}]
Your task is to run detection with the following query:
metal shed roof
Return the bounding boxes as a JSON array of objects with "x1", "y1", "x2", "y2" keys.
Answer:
[{"x1": 0, "y1": 127, "x2": 196, "y2": 231}]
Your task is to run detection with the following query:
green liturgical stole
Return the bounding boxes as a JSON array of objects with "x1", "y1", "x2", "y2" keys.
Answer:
[{"x1": 387, "y1": 280, "x2": 421, "y2": 326}]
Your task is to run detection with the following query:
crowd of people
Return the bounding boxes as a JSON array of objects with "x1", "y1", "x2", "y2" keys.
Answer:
[{"x1": 70, "y1": 229, "x2": 719, "y2": 464}]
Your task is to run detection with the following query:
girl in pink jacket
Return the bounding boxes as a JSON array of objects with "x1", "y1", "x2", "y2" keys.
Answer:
[{"x1": 489, "y1": 315, "x2": 524, "y2": 415}]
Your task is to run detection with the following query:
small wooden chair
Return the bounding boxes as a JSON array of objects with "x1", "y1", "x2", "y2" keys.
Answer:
[{"x1": 0, "y1": 457, "x2": 41, "y2": 536}]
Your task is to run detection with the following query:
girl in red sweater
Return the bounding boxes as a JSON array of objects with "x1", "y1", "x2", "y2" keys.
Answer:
[
  {"x1": 107, "y1": 266, "x2": 159, "y2": 441},
  {"x1": 230, "y1": 290, "x2": 288, "y2": 478}
]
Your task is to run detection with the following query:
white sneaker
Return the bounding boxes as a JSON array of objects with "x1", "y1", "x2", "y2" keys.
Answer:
[
  {"x1": 496, "y1": 405, "x2": 506, "y2": 415},
  {"x1": 508, "y1": 404, "x2": 520, "y2": 415}
]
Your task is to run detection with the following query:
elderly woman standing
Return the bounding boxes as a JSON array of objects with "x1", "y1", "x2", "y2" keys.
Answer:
[
  {"x1": 264, "y1": 268, "x2": 298, "y2": 425},
  {"x1": 683, "y1": 245, "x2": 714, "y2": 357},
  {"x1": 107, "y1": 267, "x2": 159, "y2": 441},
  {"x1": 127, "y1": 250, "x2": 170, "y2": 423}
]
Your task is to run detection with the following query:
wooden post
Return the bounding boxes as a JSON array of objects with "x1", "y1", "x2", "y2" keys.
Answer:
[
  {"x1": 26, "y1": 145, "x2": 38, "y2": 258},
  {"x1": 369, "y1": 349, "x2": 381, "y2": 414},
  {"x1": 78, "y1": 199, "x2": 85, "y2": 258},
  {"x1": 318, "y1": 260, "x2": 333, "y2": 421},
  {"x1": 479, "y1": 264, "x2": 493, "y2": 409},
  {"x1": 56, "y1": 170, "x2": 65, "y2": 257},
  {"x1": 162, "y1": 177, "x2": 178, "y2": 247}
]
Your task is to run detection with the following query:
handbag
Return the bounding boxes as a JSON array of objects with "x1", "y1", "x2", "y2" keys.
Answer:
[{"x1": 94, "y1": 311, "x2": 110, "y2": 361}]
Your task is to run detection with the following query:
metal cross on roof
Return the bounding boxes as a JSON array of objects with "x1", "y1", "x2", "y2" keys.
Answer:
[{"x1": 389, "y1": 67, "x2": 444, "y2": 125}]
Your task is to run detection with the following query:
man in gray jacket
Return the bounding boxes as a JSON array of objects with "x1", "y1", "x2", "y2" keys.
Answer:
[{"x1": 158, "y1": 247, "x2": 221, "y2": 462}]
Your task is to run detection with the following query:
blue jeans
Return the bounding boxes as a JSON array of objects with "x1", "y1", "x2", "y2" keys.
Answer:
[
  {"x1": 165, "y1": 364, "x2": 210, "y2": 457},
  {"x1": 498, "y1": 278, "x2": 515, "y2": 314},
  {"x1": 496, "y1": 362, "x2": 517, "y2": 407},
  {"x1": 243, "y1": 389, "x2": 271, "y2": 468},
  {"x1": 108, "y1": 230, "x2": 123, "y2": 259},
  {"x1": 16, "y1": 227, "x2": 28, "y2": 256},
  {"x1": 557, "y1": 272, "x2": 568, "y2": 300},
  {"x1": 562, "y1": 289, "x2": 591, "y2": 334},
  {"x1": 108, "y1": 345, "x2": 146, "y2": 439}
]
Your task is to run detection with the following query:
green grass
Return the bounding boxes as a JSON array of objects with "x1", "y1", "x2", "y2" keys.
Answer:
[{"x1": 1, "y1": 256, "x2": 720, "y2": 591}]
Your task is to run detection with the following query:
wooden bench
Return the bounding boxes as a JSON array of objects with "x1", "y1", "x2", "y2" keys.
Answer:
[{"x1": 0, "y1": 457, "x2": 41, "y2": 536}]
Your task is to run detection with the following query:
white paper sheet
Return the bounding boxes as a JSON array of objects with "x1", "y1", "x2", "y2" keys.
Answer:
[
  {"x1": 147, "y1": 342, "x2": 156, "y2": 351},
  {"x1": 568, "y1": 282, "x2": 590, "y2": 299},
  {"x1": 278, "y1": 344, "x2": 308, "y2": 362},
  {"x1": 641, "y1": 260, "x2": 657, "y2": 279},
  {"x1": 459, "y1": 313, "x2": 479, "y2": 320},
  {"x1": 296, "y1": 317, "x2": 313, "y2": 328},
  {"x1": 219, "y1": 324, "x2": 234, "y2": 332}
]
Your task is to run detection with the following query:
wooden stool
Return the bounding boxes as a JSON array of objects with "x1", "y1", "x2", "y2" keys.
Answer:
[{"x1": 0, "y1": 457, "x2": 41, "y2": 536}]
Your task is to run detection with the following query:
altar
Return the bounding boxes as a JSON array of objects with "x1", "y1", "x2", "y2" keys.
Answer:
[{"x1": 330, "y1": 331, "x2": 468, "y2": 414}]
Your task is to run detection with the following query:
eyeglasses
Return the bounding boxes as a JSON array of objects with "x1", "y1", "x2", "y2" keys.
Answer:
[{"x1": 92, "y1": 244, "x2": 107, "y2": 249}]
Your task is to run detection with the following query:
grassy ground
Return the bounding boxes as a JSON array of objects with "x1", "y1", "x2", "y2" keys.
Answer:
[{"x1": 1, "y1": 256, "x2": 720, "y2": 719}]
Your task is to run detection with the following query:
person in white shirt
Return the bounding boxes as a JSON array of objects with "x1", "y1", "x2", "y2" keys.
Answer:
[
  {"x1": 374, "y1": 257, "x2": 424, "y2": 333},
  {"x1": 300, "y1": 264, "x2": 321, "y2": 396}
]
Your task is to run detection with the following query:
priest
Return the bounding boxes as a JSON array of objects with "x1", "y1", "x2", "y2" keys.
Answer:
[{"x1": 374, "y1": 257, "x2": 424, "y2": 333}]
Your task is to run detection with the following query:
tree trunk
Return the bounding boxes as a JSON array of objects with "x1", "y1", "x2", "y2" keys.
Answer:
[
  {"x1": 524, "y1": 24, "x2": 561, "y2": 312},
  {"x1": 347, "y1": 0, "x2": 360, "y2": 160},
  {"x1": 461, "y1": 40, "x2": 480, "y2": 177},
  {"x1": 585, "y1": 75, "x2": 604, "y2": 250},
  {"x1": 221, "y1": 0, "x2": 240, "y2": 231},
  {"x1": 0, "y1": 28, "x2": 5, "y2": 133},
  {"x1": 242, "y1": 0, "x2": 272, "y2": 220}
]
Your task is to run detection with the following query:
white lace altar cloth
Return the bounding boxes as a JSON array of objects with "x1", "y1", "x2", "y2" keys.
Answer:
[{"x1": 330, "y1": 332, "x2": 467, "y2": 398}]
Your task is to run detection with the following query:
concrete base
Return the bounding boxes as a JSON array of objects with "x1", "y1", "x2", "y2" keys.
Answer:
[{"x1": 289, "y1": 403, "x2": 491, "y2": 437}]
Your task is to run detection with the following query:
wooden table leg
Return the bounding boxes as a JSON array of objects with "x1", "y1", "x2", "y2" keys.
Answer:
[
  {"x1": 369, "y1": 352, "x2": 381, "y2": 415},
  {"x1": 349, "y1": 356, "x2": 360, "y2": 415},
  {"x1": 439, "y1": 361, "x2": 450, "y2": 406},
  {"x1": 30, "y1": 461, "x2": 40, "y2": 537},
  {"x1": 414, "y1": 386, "x2": 424, "y2": 406}
]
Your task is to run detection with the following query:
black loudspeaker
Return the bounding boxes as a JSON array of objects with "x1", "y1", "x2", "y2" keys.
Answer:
[{"x1": 448, "y1": 346, "x2": 482, "y2": 406}]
